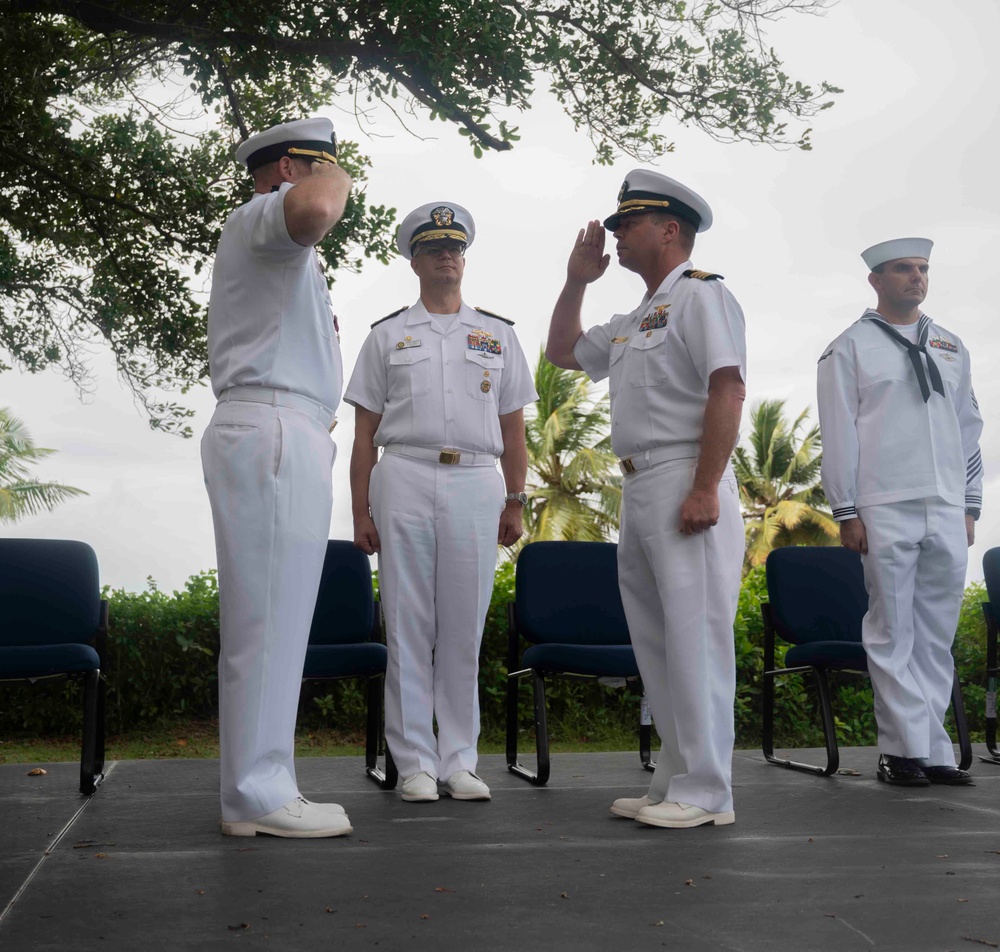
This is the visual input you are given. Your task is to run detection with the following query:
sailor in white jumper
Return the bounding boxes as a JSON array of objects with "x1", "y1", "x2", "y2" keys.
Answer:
[
  {"x1": 816, "y1": 236, "x2": 983, "y2": 786},
  {"x1": 546, "y1": 170, "x2": 747, "y2": 829},
  {"x1": 202, "y1": 118, "x2": 354, "y2": 836},
  {"x1": 345, "y1": 203, "x2": 537, "y2": 802}
]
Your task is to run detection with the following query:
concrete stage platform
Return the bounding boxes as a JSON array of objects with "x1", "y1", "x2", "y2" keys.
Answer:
[{"x1": 1, "y1": 747, "x2": 998, "y2": 951}]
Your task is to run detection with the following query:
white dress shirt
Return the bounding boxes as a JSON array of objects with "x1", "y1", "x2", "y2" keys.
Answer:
[
  {"x1": 573, "y1": 261, "x2": 746, "y2": 459},
  {"x1": 817, "y1": 309, "x2": 983, "y2": 520}
]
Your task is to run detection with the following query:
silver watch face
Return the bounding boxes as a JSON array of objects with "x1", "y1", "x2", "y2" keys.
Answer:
[{"x1": 506, "y1": 492, "x2": 527, "y2": 506}]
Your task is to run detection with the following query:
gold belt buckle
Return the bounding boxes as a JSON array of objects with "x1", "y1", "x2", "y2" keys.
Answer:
[
  {"x1": 620, "y1": 457, "x2": 636, "y2": 474},
  {"x1": 439, "y1": 449, "x2": 461, "y2": 465}
]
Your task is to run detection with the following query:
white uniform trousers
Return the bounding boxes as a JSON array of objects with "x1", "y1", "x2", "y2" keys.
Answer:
[
  {"x1": 201, "y1": 397, "x2": 335, "y2": 821},
  {"x1": 617, "y1": 459, "x2": 744, "y2": 814},
  {"x1": 858, "y1": 497, "x2": 967, "y2": 766},
  {"x1": 370, "y1": 452, "x2": 504, "y2": 780}
]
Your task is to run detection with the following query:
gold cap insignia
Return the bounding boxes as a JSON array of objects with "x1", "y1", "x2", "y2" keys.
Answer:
[{"x1": 431, "y1": 206, "x2": 455, "y2": 227}]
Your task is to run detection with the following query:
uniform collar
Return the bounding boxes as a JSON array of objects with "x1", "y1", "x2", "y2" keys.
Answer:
[
  {"x1": 640, "y1": 259, "x2": 693, "y2": 306},
  {"x1": 861, "y1": 308, "x2": 931, "y2": 334}
]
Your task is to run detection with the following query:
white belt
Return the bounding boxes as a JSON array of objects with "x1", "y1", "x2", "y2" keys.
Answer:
[
  {"x1": 383, "y1": 443, "x2": 498, "y2": 467},
  {"x1": 618, "y1": 443, "x2": 700, "y2": 475},
  {"x1": 218, "y1": 386, "x2": 337, "y2": 432}
]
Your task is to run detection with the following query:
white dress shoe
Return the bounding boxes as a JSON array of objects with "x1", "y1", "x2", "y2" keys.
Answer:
[
  {"x1": 221, "y1": 797, "x2": 353, "y2": 838},
  {"x1": 609, "y1": 794, "x2": 655, "y2": 819},
  {"x1": 439, "y1": 770, "x2": 491, "y2": 800},
  {"x1": 302, "y1": 799, "x2": 347, "y2": 815},
  {"x1": 634, "y1": 801, "x2": 735, "y2": 829},
  {"x1": 401, "y1": 771, "x2": 439, "y2": 802}
]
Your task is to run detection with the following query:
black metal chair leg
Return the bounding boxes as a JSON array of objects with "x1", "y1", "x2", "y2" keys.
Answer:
[
  {"x1": 364, "y1": 674, "x2": 397, "y2": 789},
  {"x1": 638, "y1": 692, "x2": 655, "y2": 772},
  {"x1": 506, "y1": 668, "x2": 550, "y2": 786},
  {"x1": 949, "y1": 670, "x2": 973, "y2": 771},
  {"x1": 80, "y1": 669, "x2": 104, "y2": 796},
  {"x1": 980, "y1": 604, "x2": 1000, "y2": 764},
  {"x1": 763, "y1": 666, "x2": 839, "y2": 776}
]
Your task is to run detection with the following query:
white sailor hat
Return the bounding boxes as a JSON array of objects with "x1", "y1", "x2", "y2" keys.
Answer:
[
  {"x1": 861, "y1": 237, "x2": 933, "y2": 270},
  {"x1": 235, "y1": 117, "x2": 338, "y2": 172},
  {"x1": 396, "y1": 202, "x2": 476, "y2": 260},
  {"x1": 604, "y1": 169, "x2": 713, "y2": 233}
]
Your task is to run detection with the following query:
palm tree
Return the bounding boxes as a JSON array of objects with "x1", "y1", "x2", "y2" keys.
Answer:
[
  {"x1": 510, "y1": 353, "x2": 621, "y2": 558},
  {"x1": 733, "y1": 398, "x2": 838, "y2": 571},
  {"x1": 0, "y1": 408, "x2": 87, "y2": 524}
]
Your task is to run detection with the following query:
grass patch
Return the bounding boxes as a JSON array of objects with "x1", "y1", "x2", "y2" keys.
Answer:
[{"x1": 1, "y1": 720, "x2": 652, "y2": 765}]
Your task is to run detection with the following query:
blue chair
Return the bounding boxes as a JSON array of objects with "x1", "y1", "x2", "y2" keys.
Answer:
[
  {"x1": 506, "y1": 541, "x2": 654, "y2": 785},
  {"x1": 980, "y1": 546, "x2": 1000, "y2": 765},
  {"x1": 303, "y1": 540, "x2": 396, "y2": 788},
  {"x1": 0, "y1": 539, "x2": 107, "y2": 795},
  {"x1": 762, "y1": 545, "x2": 972, "y2": 776}
]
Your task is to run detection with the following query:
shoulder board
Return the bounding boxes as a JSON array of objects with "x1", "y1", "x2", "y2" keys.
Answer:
[
  {"x1": 370, "y1": 306, "x2": 408, "y2": 329},
  {"x1": 683, "y1": 269, "x2": 724, "y2": 281},
  {"x1": 474, "y1": 306, "x2": 514, "y2": 326}
]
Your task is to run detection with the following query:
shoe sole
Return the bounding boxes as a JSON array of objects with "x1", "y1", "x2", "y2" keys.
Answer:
[
  {"x1": 220, "y1": 821, "x2": 353, "y2": 838},
  {"x1": 400, "y1": 792, "x2": 440, "y2": 802},
  {"x1": 440, "y1": 790, "x2": 491, "y2": 800},
  {"x1": 609, "y1": 805, "x2": 643, "y2": 819},
  {"x1": 635, "y1": 811, "x2": 735, "y2": 829}
]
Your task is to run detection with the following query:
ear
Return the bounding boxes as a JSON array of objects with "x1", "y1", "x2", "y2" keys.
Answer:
[
  {"x1": 867, "y1": 271, "x2": 880, "y2": 293},
  {"x1": 661, "y1": 218, "x2": 680, "y2": 245},
  {"x1": 409, "y1": 257, "x2": 418, "y2": 274},
  {"x1": 277, "y1": 155, "x2": 296, "y2": 181}
]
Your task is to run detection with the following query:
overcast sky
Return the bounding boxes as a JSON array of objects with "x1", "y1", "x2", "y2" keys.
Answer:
[{"x1": 4, "y1": 0, "x2": 998, "y2": 592}]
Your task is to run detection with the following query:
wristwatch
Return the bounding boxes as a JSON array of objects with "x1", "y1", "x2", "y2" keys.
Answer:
[{"x1": 505, "y1": 492, "x2": 528, "y2": 506}]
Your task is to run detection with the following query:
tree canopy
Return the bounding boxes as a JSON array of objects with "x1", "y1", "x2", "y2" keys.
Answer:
[{"x1": 1, "y1": 1, "x2": 839, "y2": 433}]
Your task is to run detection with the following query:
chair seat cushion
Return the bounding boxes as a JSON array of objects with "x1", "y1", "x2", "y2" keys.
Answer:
[
  {"x1": 785, "y1": 641, "x2": 868, "y2": 670},
  {"x1": 0, "y1": 644, "x2": 101, "y2": 679},
  {"x1": 522, "y1": 644, "x2": 639, "y2": 678},
  {"x1": 303, "y1": 643, "x2": 387, "y2": 680}
]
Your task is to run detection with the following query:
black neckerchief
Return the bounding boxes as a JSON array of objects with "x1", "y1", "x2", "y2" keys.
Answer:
[{"x1": 869, "y1": 315, "x2": 944, "y2": 403}]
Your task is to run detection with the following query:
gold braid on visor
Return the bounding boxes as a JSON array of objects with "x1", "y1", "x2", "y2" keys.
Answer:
[
  {"x1": 412, "y1": 229, "x2": 468, "y2": 246},
  {"x1": 287, "y1": 147, "x2": 338, "y2": 165},
  {"x1": 616, "y1": 198, "x2": 672, "y2": 214}
]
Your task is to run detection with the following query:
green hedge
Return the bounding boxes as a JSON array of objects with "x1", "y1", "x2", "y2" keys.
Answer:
[{"x1": 0, "y1": 561, "x2": 990, "y2": 750}]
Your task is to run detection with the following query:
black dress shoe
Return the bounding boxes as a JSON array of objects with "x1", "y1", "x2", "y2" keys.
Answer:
[
  {"x1": 923, "y1": 765, "x2": 974, "y2": 785},
  {"x1": 876, "y1": 754, "x2": 930, "y2": 786}
]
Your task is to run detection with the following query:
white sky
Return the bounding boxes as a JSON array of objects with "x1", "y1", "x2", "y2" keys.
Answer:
[{"x1": 3, "y1": 0, "x2": 999, "y2": 592}]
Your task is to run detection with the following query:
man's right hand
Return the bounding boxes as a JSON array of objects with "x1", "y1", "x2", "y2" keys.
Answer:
[
  {"x1": 567, "y1": 220, "x2": 611, "y2": 285},
  {"x1": 839, "y1": 517, "x2": 868, "y2": 555},
  {"x1": 354, "y1": 514, "x2": 381, "y2": 555}
]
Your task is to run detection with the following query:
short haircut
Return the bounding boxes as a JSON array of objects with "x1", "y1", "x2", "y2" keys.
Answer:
[
  {"x1": 871, "y1": 263, "x2": 886, "y2": 274},
  {"x1": 648, "y1": 211, "x2": 696, "y2": 253}
]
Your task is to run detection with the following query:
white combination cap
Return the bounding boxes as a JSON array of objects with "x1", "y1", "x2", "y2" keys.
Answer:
[
  {"x1": 861, "y1": 237, "x2": 933, "y2": 270},
  {"x1": 604, "y1": 169, "x2": 713, "y2": 233},
  {"x1": 235, "y1": 117, "x2": 338, "y2": 171},
  {"x1": 396, "y1": 202, "x2": 476, "y2": 259}
]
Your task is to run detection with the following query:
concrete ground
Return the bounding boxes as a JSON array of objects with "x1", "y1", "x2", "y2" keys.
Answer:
[{"x1": 2, "y1": 746, "x2": 998, "y2": 952}]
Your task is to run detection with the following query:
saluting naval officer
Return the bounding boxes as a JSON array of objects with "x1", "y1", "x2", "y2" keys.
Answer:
[
  {"x1": 816, "y1": 237, "x2": 983, "y2": 786},
  {"x1": 345, "y1": 203, "x2": 536, "y2": 802},
  {"x1": 202, "y1": 117, "x2": 355, "y2": 837},
  {"x1": 545, "y1": 170, "x2": 747, "y2": 829}
]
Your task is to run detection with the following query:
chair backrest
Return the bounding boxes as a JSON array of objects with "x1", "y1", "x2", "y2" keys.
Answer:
[
  {"x1": 984, "y1": 547, "x2": 1000, "y2": 624},
  {"x1": 515, "y1": 541, "x2": 630, "y2": 646},
  {"x1": 308, "y1": 540, "x2": 376, "y2": 646},
  {"x1": 764, "y1": 546, "x2": 868, "y2": 646},
  {"x1": 0, "y1": 539, "x2": 101, "y2": 646}
]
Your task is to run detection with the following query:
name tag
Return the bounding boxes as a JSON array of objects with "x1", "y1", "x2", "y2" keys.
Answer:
[
  {"x1": 611, "y1": 336, "x2": 629, "y2": 344},
  {"x1": 395, "y1": 338, "x2": 422, "y2": 350}
]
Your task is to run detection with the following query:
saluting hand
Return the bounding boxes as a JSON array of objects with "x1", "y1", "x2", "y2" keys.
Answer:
[{"x1": 567, "y1": 220, "x2": 611, "y2": 285}]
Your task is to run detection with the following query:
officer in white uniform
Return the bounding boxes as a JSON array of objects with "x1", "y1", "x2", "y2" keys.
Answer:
[
  {"x1": 345, "y1": 203, "x2": 537, "y2": 802},
  {"x1": 202, "y1": 117, "x2": 355, "y2": 836},
  {"x1": 546, "y1": 170, "x2": 747, "y2": 829},
  {"x1": 817, "y1": 237, "x2": 983, "y2": 786}
]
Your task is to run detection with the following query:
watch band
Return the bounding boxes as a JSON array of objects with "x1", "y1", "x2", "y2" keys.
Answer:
[{"x1": 505, "y1": 492, "x2": 528, "y2": 506}]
